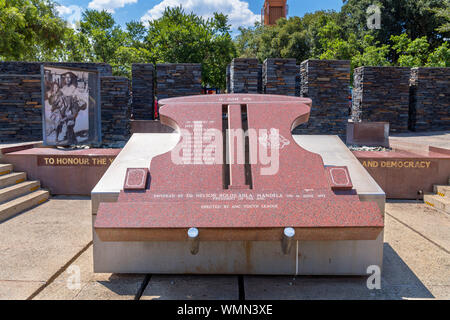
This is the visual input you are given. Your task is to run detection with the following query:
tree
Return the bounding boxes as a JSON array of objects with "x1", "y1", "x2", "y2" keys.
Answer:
[
  {"x1": 434, "y1": 0, "x2": 450, "y2": 33},
  {"x1": 427, "y1": 42, "x2": 450, "y2": 66},
  {"x1": 352, "y1": 34, "x2": 391, "y2": 67},
  {"x1": 0, "y1": 0, "x2": 68, "y2": 60},
  {"x1": 79, "y1": 10, "x2": 128, "y2": 64},
  {"x1": 391, "y1": 34, "x2": 431, "y2": 66},
  {"x1": 235, "y1": 12, "x2": 339, "y2": 64},
  {"x1": 235, "y1": 23, "x2": 264, "y2": 59},
  {"x1": 341, "y1": 0, "x2": 447, "y2": 50},
  {"x1": 144, "y1": 6, "x2": 235, "y2": 89}
]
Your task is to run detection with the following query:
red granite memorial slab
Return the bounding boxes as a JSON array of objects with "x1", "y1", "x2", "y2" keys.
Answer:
[{"x1": 95, "y1": 94, "x2": 384, "y2": 241}]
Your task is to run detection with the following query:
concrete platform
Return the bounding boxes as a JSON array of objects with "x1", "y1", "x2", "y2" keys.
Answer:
[
  {"x1": 92, "y1": 134, "x2": 385, "y2": 275},
  {"x1": 0, "y1": 197, "x2": 448, "y2": 299}
]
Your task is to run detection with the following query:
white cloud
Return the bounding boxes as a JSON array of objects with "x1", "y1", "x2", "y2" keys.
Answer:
[
  {"x1": 88, "y1": 0, "x2": 138, "y2": 13},
  {"x1": 56, "y1": 5, "x2": 83, "y2": 28},
  {"x1": 140, "y1": 0, "x2": 259, "y2": 30}
]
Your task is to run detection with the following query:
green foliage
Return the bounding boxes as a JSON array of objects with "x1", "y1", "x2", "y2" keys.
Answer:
[
  {"x1": 79, "y1": 10, "x2": 128, "y2": 64},
  {"x1": 235, "y1": 11, "x2": 339, "y2": 64},
  {"x1": 1, "y1": 1, "x2": 448, "y2": 87},
  {"x1": 234, "y1": 1, "x2": 448, "y2": 78},
  {"x1": 0, "y1": 0, "x2": 67, "y2": 60},
  {"x1": 144, "y1": 7, "x2": 235, "y2": 88},
  {"x1": 352, "y1": 35, "x2": 391, "y2": 67},
  {"x1": 391, "y1": 34, "x2": 431, "y2": 66},
  {"x1": 341, "y1": 0, "x2": 448, "y2": 50},
  {"x1": 427, "y1": 42, "x2": 450, "y2": 66},
  {"x1": 434, "y1": 0, "x2": 450, "y2": 33}
]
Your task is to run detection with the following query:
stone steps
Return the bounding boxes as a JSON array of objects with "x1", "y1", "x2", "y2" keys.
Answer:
[
  {"x1": 424, "y1": 194, "x2": 450, "y2": 214},
  {"x1": 433, "y1": 185, "x2": 450, "y2": 197},
  {"x1": 0, "y1": 163, "x2": 49, "y2": 222},
  {"x1": 424, "y1": 178, "x2": 450, "y2": 214},
  {"x1": 0, "y1": 164, "x2": 13, "y2": 176},
  {"x1": 0, "y1": 190, "x2": 49, "y2": 222},
  {"x1": 0, "y1": 180, "x2": 41, "y2": 204},
  {"x1": 0, "y1": 172, "x2": 26, "y2": 188}
]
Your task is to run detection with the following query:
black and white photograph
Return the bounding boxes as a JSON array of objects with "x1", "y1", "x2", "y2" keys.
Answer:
[{"x1": 42, "y1": 66, "x2": 100, "y2": 146}]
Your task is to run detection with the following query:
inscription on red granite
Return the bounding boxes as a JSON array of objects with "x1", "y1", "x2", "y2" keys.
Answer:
[{"x1": 95, "y1": 94, "x2": 384, "y2": 241}]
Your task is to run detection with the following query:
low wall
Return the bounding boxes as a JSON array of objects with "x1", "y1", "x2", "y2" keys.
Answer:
[
  {"x1": 2, "y1": 148, "x2": 121, "y2": 195},
  {"x1": 354, "y1": 149, "x2": 450, "y2": 199}
]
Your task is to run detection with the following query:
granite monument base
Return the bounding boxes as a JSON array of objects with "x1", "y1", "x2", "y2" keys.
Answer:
[{"x1": 92, "y1": 134, "x2": 385, "y2": 275}]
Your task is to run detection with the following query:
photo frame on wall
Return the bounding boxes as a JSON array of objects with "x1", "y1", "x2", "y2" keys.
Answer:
[{"x1": 41, "y1": 65, "x2": 101, "y2": 146}]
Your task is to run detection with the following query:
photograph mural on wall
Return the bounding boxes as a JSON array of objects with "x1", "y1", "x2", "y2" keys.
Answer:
[{"x1": 41, "y1": 66, "x2": 101, "y2": 146}]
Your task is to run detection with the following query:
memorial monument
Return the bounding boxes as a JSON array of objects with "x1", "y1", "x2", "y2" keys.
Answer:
[{"x1": 92, "y1": 94, "x2": 385, "y2": 275}]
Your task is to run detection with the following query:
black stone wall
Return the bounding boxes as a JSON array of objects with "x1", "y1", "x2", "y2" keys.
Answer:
[
  {"x1": 100, "y1": 77, "x2": 131, "y2": 147},
  {"x1": 295, "y1": 59, "x2": 351, "y2": 136},
  {"x1": 263, "y1": 58, "x2": 297, "y2": 96},
  {"x1": 229, "y1": 58, "x2": 260, "y2": 93},
  {"x1": 0, "y1": 61, "x2": 128, "y2": 145},
  {"x1": 0, "y1": 75, "x2": 42, "y2": 142},
  {"x1": 0, "y1": 61, "x2": 112, "y2": 76},
  {"x1": 131, "y1": 63, "x2": 154, "y2": 120},
  {"x1": 156, "y1": 63, "x2": 202, "y2": 100},
  {"x1": 352, "y1": 66, "x2": 411, "y2": 133},
  {"x1": 409, "y1": 67, "x2": 450, "y2": 132}
]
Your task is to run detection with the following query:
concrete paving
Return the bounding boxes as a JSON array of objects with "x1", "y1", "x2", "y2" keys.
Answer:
[
  {"x1": 141, "y1": 276, "x2": 239, "y2": 300},
  {"x1": 0, "y1": 197, "x2": 449, "y2": 300},
  {"x1": 389, "y1": 131, "x2": 450, "y2": 153},
  {"x1": 0, "y1": 195, "x2": 92, "y2": 300},
  {"x1": 34, "y1": 247, "x2": 145, "y2": 300}
]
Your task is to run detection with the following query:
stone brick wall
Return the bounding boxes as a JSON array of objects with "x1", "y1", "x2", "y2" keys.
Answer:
[
  {"x1": 226, "y1": 64, "x2": 231, "y2": 93},
  {"x1": 131, "y1": 63, "x2": 154, "y2": 120},
  {"x1": 409, "y1": 67, "x2": 450, "y2": 132},
  {"x1": 0, "y1": 61, "x2": 112, "y2": 76},
  {"x1": 100, "y1": 77, "x2": 131, "y2": 147},
  {"x1": 156, "y1": 63, "x2": 202, "y2": 100},
  {"x1": 295, "y1": 67, "x2": 301, "y2": 97},
  {"x1": 0, "y1": 75, "x2": 42, "y2": 142},
  {"x1": 257, "y1": 64, "x2": 263, "y2": 94},
  {"x1": 295, "y1": 59, "x2": 351, "y2": 136},
  {"x1": 352, "y1": 66, "x2": 410, "y2": 133},
  {"x1": 229, "y1": 58, "x2": 260, "y2": 93},
  {"x1": 263, "y1": 58, "x2": 297, "y2": 96},
  {"x1": 0, "y1": 61, "x2": 128, "y2": 145}
]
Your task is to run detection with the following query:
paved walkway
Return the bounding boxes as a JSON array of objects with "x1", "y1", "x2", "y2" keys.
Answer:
[
  {"x1": 390, "y1": 131, "x2": 450, "y2": 153},
  {"x1": 0, "y1": 197, "x2": 448, "y2": 300}
]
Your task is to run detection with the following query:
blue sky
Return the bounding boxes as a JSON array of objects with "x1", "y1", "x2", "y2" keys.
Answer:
[{"x1": 56, "y1": 0, "x2": 343, "y2": 31}]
